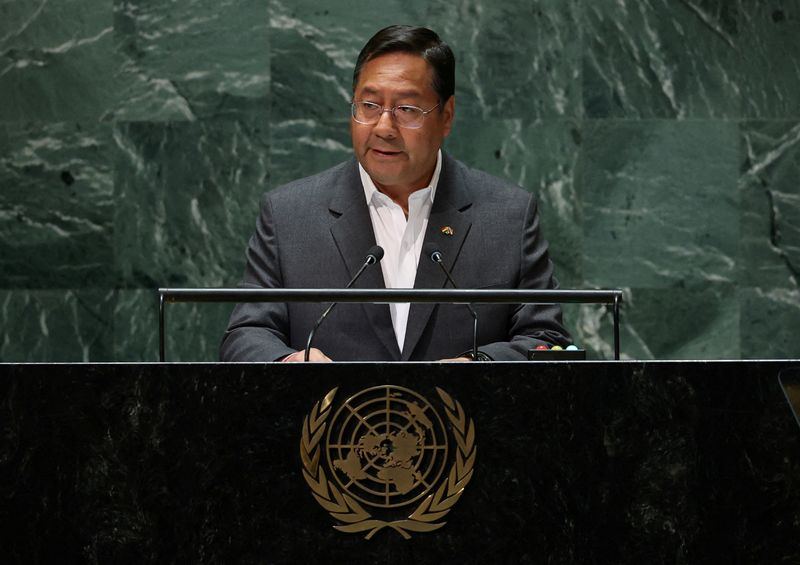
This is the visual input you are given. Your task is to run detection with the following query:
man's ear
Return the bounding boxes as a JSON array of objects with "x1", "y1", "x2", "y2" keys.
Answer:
[{"x1": 442, "y1": 95, "x2": 455, "y2": 137}]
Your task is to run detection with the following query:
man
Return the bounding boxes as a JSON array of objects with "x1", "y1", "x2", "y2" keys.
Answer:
[{"x1": 220, "y1": 25, "x2": 570, "y2": 362}]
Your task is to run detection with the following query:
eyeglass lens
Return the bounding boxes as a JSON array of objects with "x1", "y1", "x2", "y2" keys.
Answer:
[{"x1": 352, "y1": 103, "x2": 425, "y2": 128}]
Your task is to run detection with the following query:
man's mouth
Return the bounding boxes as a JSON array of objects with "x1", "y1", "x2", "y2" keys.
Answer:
[{"x1": 371, "y1": 148, "x2": 402, "y2": 157}]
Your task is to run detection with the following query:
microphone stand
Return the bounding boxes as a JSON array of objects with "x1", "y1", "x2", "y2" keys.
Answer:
[
  {"x1": 304, "y1": 247, "x2": 383, "y2": 361},
  {"x1": 428, "y1": 249, "x2": 479, "y2": 361}
]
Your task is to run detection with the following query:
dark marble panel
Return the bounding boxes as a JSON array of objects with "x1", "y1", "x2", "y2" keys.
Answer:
[
  {"x1": 0, "y1": 122, "x2": 114, "y2": 288},
  {"x1": 0, "y1": 361, "x2": 798, "y2": 563},
  {"x1": 579, "y1": 119, "x2": 739, "y2": 289},
  {"x1": 736, "y1": 2, "x2": 800, "y2": 119},
  {"x1": 567, "y1": 301, "x2": 618, "y2": 359},
  {"x1": 0, "y1": 0, "x2": 120, "y2": 121},
  {"x1": 740, "y1": 288, "x2": 800, "y2": 359},
  {"x1": 428, "y1": 0, "x2": 582, "y2": 119},
  {"x1": 583, "y1": 0, "x2": 740, "y2": 118},
  {"x1": 110, "y1": 0, "x2": 269, "y2": 121},
  {"x1": 113, "y1": 289, "x2": 159, "y2": 362},
  {"x1": 740, "y1": 121, "x2": 800, "y2": 289},
  {"x1": 583, "y1": 1, "x2": 800, "y2": 119},
  {"x1": 113, "y1": 120, "x2": 269, "y2": 289},
  {"x1": 0, "y1": 289, "x2": 114, "y2": 362},
  {"x1": 623, "y1": 285, "x2": 738, "y2": 359},
  {"x1": 269, "y1": 0, "x2": 581, "y2": 122},
  {"x1": 268, "y1": 0, "x2": 411, "y2": 123},
  {"x1": 162, "y1": 301, "x2": 234, "y2": 362},
  {"x1": 269, "y1": 118, "x2": 352, "y2": 188},
  {"x1": 113, "y1": 289, "x2": 233, "y2": 362},
  {"x1": 568, "y1": 282, "x2": 739, "y2": 361}
]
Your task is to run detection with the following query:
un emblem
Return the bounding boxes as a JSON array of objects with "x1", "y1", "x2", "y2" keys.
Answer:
[{"x1": 300, "y1": 386, "x2": 476, "y2": 539}]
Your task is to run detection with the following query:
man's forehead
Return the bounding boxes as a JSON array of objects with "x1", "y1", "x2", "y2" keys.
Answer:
[{"x1": 354, "y1": 53, "x2": 434, "y2": 96}]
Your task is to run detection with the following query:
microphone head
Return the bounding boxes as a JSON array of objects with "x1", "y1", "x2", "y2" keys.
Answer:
[
  {"x1": 366, "y1": 245, "x2": 384, "y2": 264},
  {"x1": 422, "y1": 242, "x2": 442, "y2": 262}
]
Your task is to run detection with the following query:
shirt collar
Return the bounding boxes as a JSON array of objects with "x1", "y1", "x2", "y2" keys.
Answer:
[{"x1": 359, "y1": 149, "x2": 442, "y2": 207}]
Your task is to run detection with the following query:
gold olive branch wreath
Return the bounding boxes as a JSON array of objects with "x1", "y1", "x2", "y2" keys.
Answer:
[{"x1": 299, "y1": 386, "x2": 476, "y2": 540}]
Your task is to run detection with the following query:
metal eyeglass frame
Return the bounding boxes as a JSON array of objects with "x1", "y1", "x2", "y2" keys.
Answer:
[{"x1": 351, "y1": 101, "x2": 440, "y2": 129}]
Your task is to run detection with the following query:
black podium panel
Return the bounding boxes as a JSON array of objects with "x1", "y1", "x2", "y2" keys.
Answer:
[{"x1": 1, "y1": 361, "x2": 799, "y2": 564}]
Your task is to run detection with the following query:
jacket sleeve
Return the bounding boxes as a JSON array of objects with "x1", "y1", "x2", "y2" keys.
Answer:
[
  {"x1": 478, "y1": 193, "x2": 572, "y2": 361},
  {"x1": 219, "y1": 193, "x2": 296, "y2": 362}
]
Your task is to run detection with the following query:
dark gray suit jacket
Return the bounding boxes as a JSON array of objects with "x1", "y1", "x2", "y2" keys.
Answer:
[{"x1": 220, "y1": 153, "x2": 570, "y2": 361}]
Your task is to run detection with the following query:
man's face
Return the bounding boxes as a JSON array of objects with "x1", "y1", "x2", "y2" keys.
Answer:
[{"x1": 351, "y1": 52, "x2": 454, "y2": 196}]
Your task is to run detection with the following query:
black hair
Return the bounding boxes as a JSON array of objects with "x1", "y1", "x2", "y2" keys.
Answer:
[{"x1": 352, "y1": 25, "x2": 455, "y2": 107}]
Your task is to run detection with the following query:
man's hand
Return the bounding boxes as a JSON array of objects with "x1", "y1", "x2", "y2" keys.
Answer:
[
  {"x1": 438, "y1": 357, "x2": 472, "y2": 362},
  {"x1": 282, "y1": 348, "x2": 332, "y2": 362}
]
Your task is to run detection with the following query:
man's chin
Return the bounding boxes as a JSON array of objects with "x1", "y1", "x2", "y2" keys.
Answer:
[{"x1": 362, "y1": 162, "x2": 405, "y2": 186}]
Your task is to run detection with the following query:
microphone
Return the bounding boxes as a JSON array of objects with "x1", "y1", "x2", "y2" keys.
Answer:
[
  {"x1": 422, "y1": 242, "x2": 479, "y2": 361},
  {"x1": 304, "y1": 245, "x2": 384, "y2": 361}
]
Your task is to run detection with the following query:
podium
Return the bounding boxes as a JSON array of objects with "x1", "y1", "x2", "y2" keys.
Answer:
[{"x1": 1, "y1": 361, "x2": 799, "y2": 563}]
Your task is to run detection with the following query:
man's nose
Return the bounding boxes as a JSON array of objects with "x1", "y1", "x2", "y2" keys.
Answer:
[{"x1": 373, "y1": 108, "x2": 398, "y2": 135}]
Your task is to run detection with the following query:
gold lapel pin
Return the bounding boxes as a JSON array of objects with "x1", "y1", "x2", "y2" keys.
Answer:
[{"x1": 440, "y1": 226, "x2": 454, "y2": 236}]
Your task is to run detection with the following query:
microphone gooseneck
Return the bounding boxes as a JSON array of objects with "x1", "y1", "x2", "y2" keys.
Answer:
[
  {"x1": 304, "y1": 245, "x2": 384, "y2": 361},
  {"x1": 423, "y1": 242, "x2": 479, "y2": 361}
]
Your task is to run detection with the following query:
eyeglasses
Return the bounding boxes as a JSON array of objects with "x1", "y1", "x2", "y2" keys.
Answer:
[{"x1": 351, "y1": 101, "x2": 440, "y2": 129}]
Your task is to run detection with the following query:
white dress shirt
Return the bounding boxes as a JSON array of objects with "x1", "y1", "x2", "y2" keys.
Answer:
[{"x1": 359, "y1": 150, "x2": 442, "y2": 352}]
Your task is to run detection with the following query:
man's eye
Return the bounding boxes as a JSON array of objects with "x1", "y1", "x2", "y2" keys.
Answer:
[{"x1": 396, "y1": 106, "x2": 418, "y2": 114}]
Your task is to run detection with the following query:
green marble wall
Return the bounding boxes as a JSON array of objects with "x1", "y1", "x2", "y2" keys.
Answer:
[{"x1": 1, "y1": 0, "x2": 799, "y2": 361}]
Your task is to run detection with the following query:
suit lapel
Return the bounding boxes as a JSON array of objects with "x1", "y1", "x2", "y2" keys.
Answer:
[
  {"x1": 402, "y1": 155, "x2": 473, "y2": 360},
  {"x1": 329, "y1": 159, "x2": 401, "y2": 360}
]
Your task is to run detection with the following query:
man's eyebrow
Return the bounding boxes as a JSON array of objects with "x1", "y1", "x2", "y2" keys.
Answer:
[{"x1": 358, "y1": 86, "x2": 423, "y2": 98}]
